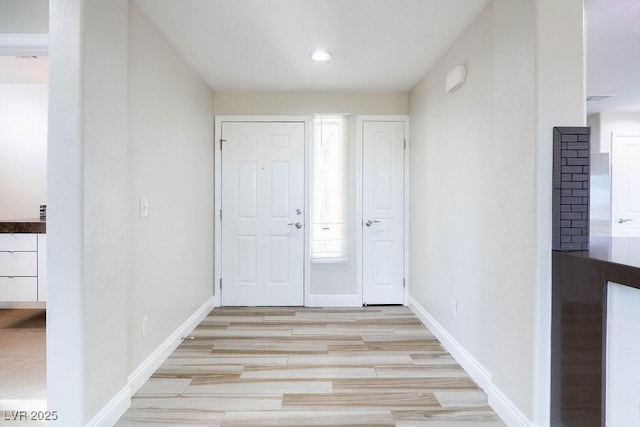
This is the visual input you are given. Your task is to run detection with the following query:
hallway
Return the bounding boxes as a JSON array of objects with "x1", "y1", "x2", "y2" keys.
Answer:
[{"x1": 115, "y1": 306, "x2": 504, "y2": 426}]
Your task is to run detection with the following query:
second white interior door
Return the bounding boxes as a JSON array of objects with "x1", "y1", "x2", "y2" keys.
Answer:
[
  {"x1": 362, "y1": 120, "x2": 405, "y2": 305},
  {"x1": 612, "y1": 134, "x2": 640, "y2": 237},
  {"x1": 221, "y1": 121, "x2": 305, "y2": 306}
]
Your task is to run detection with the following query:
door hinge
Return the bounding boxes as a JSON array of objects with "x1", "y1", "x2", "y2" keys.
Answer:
[
  {"x1": 403, "y1": 278, "x2": 406, "y2": 288},
  {"x1": 404, "y1": 139, "x2": 407, "y2": 149},
  {"x1": 219, "y1": 278, "x2": 222, "y2": 289},
  {"x1": 219, "y1": 139, "x2": 226, "y2": 150},
  {"x1": 220, "y1": 209, "x2": 222, "y2": 220}
]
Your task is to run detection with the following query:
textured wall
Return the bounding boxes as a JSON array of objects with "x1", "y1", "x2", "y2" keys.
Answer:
[
  {"x1": 410, "y1": 0, "x2": 537, "y2": 420},
  {"x1": 128, "y1": 2, "x2": 215, "y2": 371}
]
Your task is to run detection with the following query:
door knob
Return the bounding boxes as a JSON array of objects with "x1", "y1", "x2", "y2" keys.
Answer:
[
  {"x1": 288, "y1": 222, "x2": 302, "y2": 229},
  {"x1": 617, "y1": 218, "x2": 634, "y2": 224},
  {"x1": 365, "y1": 219, "x2": 381, "y2": 227}
]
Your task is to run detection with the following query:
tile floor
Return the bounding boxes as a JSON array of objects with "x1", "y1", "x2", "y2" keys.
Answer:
[{"x1": 116, "y1": 306, "x2": 505, "y2": 426}]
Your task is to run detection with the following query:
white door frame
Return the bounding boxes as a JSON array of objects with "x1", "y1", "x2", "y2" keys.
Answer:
[
  {"x1": 214, "y1": 116, "x2": 312, "y2": 307},
  {"x1": 356, "y1": 115, "x2": 410, "y2": 306},
  {"x1": 611, "y1": 132, "x2": 640, "y2": 237}
]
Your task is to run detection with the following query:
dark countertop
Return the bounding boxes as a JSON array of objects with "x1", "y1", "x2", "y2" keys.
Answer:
[
  {"x1": 0, "y1": 218, "x2": 46, "y2": 234},
  {"x1": 582, "y1": 236, "x2": 640, "y2": 269},
  {"x1": 556, "y1": 236, "x2": 640, "y2": 288}
]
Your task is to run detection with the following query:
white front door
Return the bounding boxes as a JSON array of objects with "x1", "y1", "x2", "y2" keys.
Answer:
[
  {"x1": 362, "y1": 121, "x2": 405, "y2": 305},
  {"x1": 612, "y1": 134, "x2": 640, "y2": 237},
  {"x1": 221, "y1": 122, "x2": 305, "y2": 306}
]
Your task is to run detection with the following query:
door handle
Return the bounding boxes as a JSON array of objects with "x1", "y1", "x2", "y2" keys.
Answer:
[
  {"x1": 365, "y1": 219, "x2": 381, "y2": 227},
  {"x1": 287, "y1": 222, "x2": 302, "y2": 229},
  {"x1": 617, "y1": 218, "x2": 634, "y2": 224}
]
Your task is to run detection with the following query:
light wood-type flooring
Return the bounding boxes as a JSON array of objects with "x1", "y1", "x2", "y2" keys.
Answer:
[
  {"x1": 116, "y1": 306, "x2": 505, "y2": 426},
  {"x1": 0, "y1": 309, "x2": 46, "y2": 400}
]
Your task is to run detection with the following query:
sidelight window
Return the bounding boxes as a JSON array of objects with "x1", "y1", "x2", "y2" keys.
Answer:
[{"x1": 311, "y1": 115, "x2": 350, "y2": 263}]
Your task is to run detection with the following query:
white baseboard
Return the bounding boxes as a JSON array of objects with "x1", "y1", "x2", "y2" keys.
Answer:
[
  {"x1": 128, "y1": 295, "x2": 216, "y2": 394},
  {"x1": 306, "y1": 294, "x2": 361, "y2": 307},
  {"x1": 408, "y1": 296, "x2": 533, "y2": 427},
  {"x1": 87, "y1": 295, "x2": 216, "y2": 427},
  {"x1": 85, "y1": 385, "x2": 130, "y2": 427}
]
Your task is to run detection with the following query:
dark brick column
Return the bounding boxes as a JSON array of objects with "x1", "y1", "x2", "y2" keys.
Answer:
[{"x1": 552, "y1": 127, "x2": 590, "y2": 251}]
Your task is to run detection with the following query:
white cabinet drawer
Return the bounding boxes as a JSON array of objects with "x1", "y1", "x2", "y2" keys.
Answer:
[
  {"x1": 0, "y1": 252, "x2": 38, "y2": 276},
  {"x1": 0, "y1": 234, "x2": 37, "y2": 251},
  {"x1": 0, "y1": 277, "x2": 38, "y2": 301}
]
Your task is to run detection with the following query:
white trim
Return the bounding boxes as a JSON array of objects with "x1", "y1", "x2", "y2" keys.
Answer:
[
  {"x1": 85, "y1": 386, "x2": 130, "y2": 427},
  {"x1": 357, "y1": 115, "x2": 410, "y2": 306},
  {"x1": 488, "y1": 385, "x2": 536, "y2": 427},
  {"x1": 304, "y1": 118, "x2": 312, "y2": 306},
  {"x1": 214, "y1": 116, "x2": 312, "y2": 307},
  {"x1": 0, "y1": 33, "x2": 48, "y2": 55},
  {"x1": 403, "y1": 119, "x2": 410, "y2": 306},
  {"x1": 355, "y1": 119, "x2": 364, "y2": 306},
  {"x1": 87, "y1": 296, "x2": 215, "y2": 426},
  {"x1": 408, "y1": 296, "x2": 533, "y2": 427},
  {"x1": 306, "y1": 294, "x2": 362, "y2": 307},
  {"x1": 127, "y1": 295, "x2": 215, "y2": 393}
]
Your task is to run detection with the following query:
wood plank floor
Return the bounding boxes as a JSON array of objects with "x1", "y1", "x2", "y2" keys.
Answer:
[{"x1": 116, "y1": 306, "x2": 505, "y2": 426}]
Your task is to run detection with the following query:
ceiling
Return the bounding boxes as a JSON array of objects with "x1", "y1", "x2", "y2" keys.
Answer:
[
  {"x1": 133, "y1": 0, "x2": 489, "y2": 92},
  {"x1": 586, "y1": 0, "x2": 640, "y2": 114},
  {"x1": 0, "y1": 0, "x2": 636, "y2": 115}
]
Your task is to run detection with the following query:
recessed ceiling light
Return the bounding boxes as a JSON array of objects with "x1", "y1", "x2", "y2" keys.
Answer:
[{"x1": 310, "y1": 49, "x2": 332, "y2": 62}]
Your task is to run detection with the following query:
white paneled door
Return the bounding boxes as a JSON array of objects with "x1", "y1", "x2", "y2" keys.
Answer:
[
  {"x1": 221, "y1": 122, "x2": 305, "y2": 306},
  {"x1": 612, "y1": 134, "x2": 640, "y2": 237},
  {"x1": 362, "y1": 121, "x2": 405, "y2": 305}
]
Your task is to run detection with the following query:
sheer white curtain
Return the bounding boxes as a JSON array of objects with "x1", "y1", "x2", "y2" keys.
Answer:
[{"x1": 311, "y1": 114, "x2": 350, "y2": 263}]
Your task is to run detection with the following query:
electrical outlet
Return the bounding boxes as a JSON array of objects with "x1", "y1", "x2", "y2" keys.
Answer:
[
  {"x1": 450, "y1": 299, "x2": 458, "y2": 319},
  {"x1": 142, "y1": 316, "x2": 150, "y2": 338}
]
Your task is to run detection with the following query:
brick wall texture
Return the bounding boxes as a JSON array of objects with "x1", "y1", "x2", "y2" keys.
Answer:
[{"x1": 553, "y1": 127, "x2": 590, "y2": 251}]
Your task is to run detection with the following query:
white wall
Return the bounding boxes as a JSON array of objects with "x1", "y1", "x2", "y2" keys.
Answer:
[
  {"x1": 410, "y1": 0, "x2": 536, "y2": 418},
  {"x1": 128, "y1": 2, "x2": 214, "y2": 370},
  {"x1": 48, "y1": 0, "x2": 215, "y2": 423},
  {"x1": 589, "y1": 112, "x2": 640, "y2": 153},
  {"x1": 536, "y1": 2, "x2": 586, "y2": 424},
  {"x1": 49, "y1": 0, "x2": 131, "y2": 422},
  {"x1": 0, "y1": 0, "x2": 48, "y2": 33},
  {"x1": 82, "y1": 0, "x2": 130, "y2": 420},
  {"x1": 48, "y1": 0, "x2": 85, "y2": 423},
  {"x1": 0, "y1": 84, "x2": 47, "y2": 219},
  {"x1": 215, "y1": 92, "x2": 408, "y2": 298},
  {"x1": 214, "y1": 92, "x2": 409, "y2": 117},
  {"x1": 607, "y1": 282, "x2": 640, "y2": 426},
  {"x1": 410, "y1": 0, "x2": 585, "y2": 423}
]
